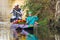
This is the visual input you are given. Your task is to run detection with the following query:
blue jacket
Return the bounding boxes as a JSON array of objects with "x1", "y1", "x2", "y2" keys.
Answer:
[{"x1": 26, "y1": 16, "x2": 38, "y2": 25}]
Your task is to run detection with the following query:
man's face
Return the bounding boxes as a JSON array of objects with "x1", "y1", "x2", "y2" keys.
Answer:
[{"x1": 15, "y1": 5, "x2": 19, "y2": 9}]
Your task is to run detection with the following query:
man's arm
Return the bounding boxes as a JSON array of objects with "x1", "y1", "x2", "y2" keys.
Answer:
[
  {"x1": 10, "y1": 9, "x2": 13, "y2": 14},
  {"x1": 19, "y1": 9, "x2": 24, "y2": 15}
]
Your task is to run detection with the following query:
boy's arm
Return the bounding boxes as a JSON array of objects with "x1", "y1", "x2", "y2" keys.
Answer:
[
  {"x1": 34, "y1": 16, "x2": 39, "y2": 25},
  {"x1": 26, "y1": 17, "x2": 28, "y2": 23},
  {"x1": 35, "y1": 22, "x2": 39, "y2": 24}
]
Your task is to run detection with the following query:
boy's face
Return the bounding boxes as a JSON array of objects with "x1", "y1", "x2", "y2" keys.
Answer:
[{"x1": 29, "y1": 13, "x2": 32, "y2": 16}]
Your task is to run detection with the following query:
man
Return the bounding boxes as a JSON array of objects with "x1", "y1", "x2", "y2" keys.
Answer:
[{"x1": 10, "y1": 4, "x2": 23, "y2": 22}]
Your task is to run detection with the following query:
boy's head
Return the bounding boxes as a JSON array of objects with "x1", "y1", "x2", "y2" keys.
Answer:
[
  {"x1": 28, "y1": 11, "x2": 32, "y2": 16},
  {"x1": 29, "y1": 13, "x2": 32, "y2": 16}
]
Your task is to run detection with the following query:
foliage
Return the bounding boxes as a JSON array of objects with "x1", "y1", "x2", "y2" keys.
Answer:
[{"x1": 23, "y1": 0, "x2": 57, "y2": 40}]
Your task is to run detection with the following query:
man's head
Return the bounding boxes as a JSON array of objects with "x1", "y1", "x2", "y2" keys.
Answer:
[{"x1": 15, "y1": 4, "x2": 19, "y2": 9}]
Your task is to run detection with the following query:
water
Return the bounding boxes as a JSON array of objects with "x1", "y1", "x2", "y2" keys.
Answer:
[{"x1": 0, "y1": 22, "x2": 10, "y2": 40}]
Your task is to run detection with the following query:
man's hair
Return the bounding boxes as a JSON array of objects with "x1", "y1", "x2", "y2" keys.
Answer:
[{"x1": 15, "y1": 4, "x2": 19, "y2": 7}]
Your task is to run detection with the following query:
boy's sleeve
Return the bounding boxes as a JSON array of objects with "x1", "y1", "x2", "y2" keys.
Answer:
[
  {"x1": 35, "y1": 16, "x2": 38, "y2": 21},
  {"x1": 26, "y1": 17, "x2": 28, "y2": 23}
]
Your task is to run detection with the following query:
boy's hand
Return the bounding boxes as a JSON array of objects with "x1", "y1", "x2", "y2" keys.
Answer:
[{"x1": 35, "y1": 22, "x2": 39, "y2": 24}]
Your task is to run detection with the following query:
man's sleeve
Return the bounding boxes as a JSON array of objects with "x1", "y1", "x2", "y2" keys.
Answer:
[
  {"x1": 19, "y1": 9, "x2": 24, "y2": 16},
  {"x1": 10, "y1": 9, "x2": 13, "y2": 14},
  {"x1": 19, "y1": 9, "x2": 23, "y2": 14}
]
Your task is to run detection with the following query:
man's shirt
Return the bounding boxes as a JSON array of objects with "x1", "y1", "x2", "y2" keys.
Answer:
[{"x1": 10, "y1": 8, "x2": 23, "y2": 18}]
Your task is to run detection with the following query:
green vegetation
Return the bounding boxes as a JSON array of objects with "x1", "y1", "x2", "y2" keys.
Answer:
[{"x1": 22, "y1": 0, "x2": 59, "y2": 40}]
